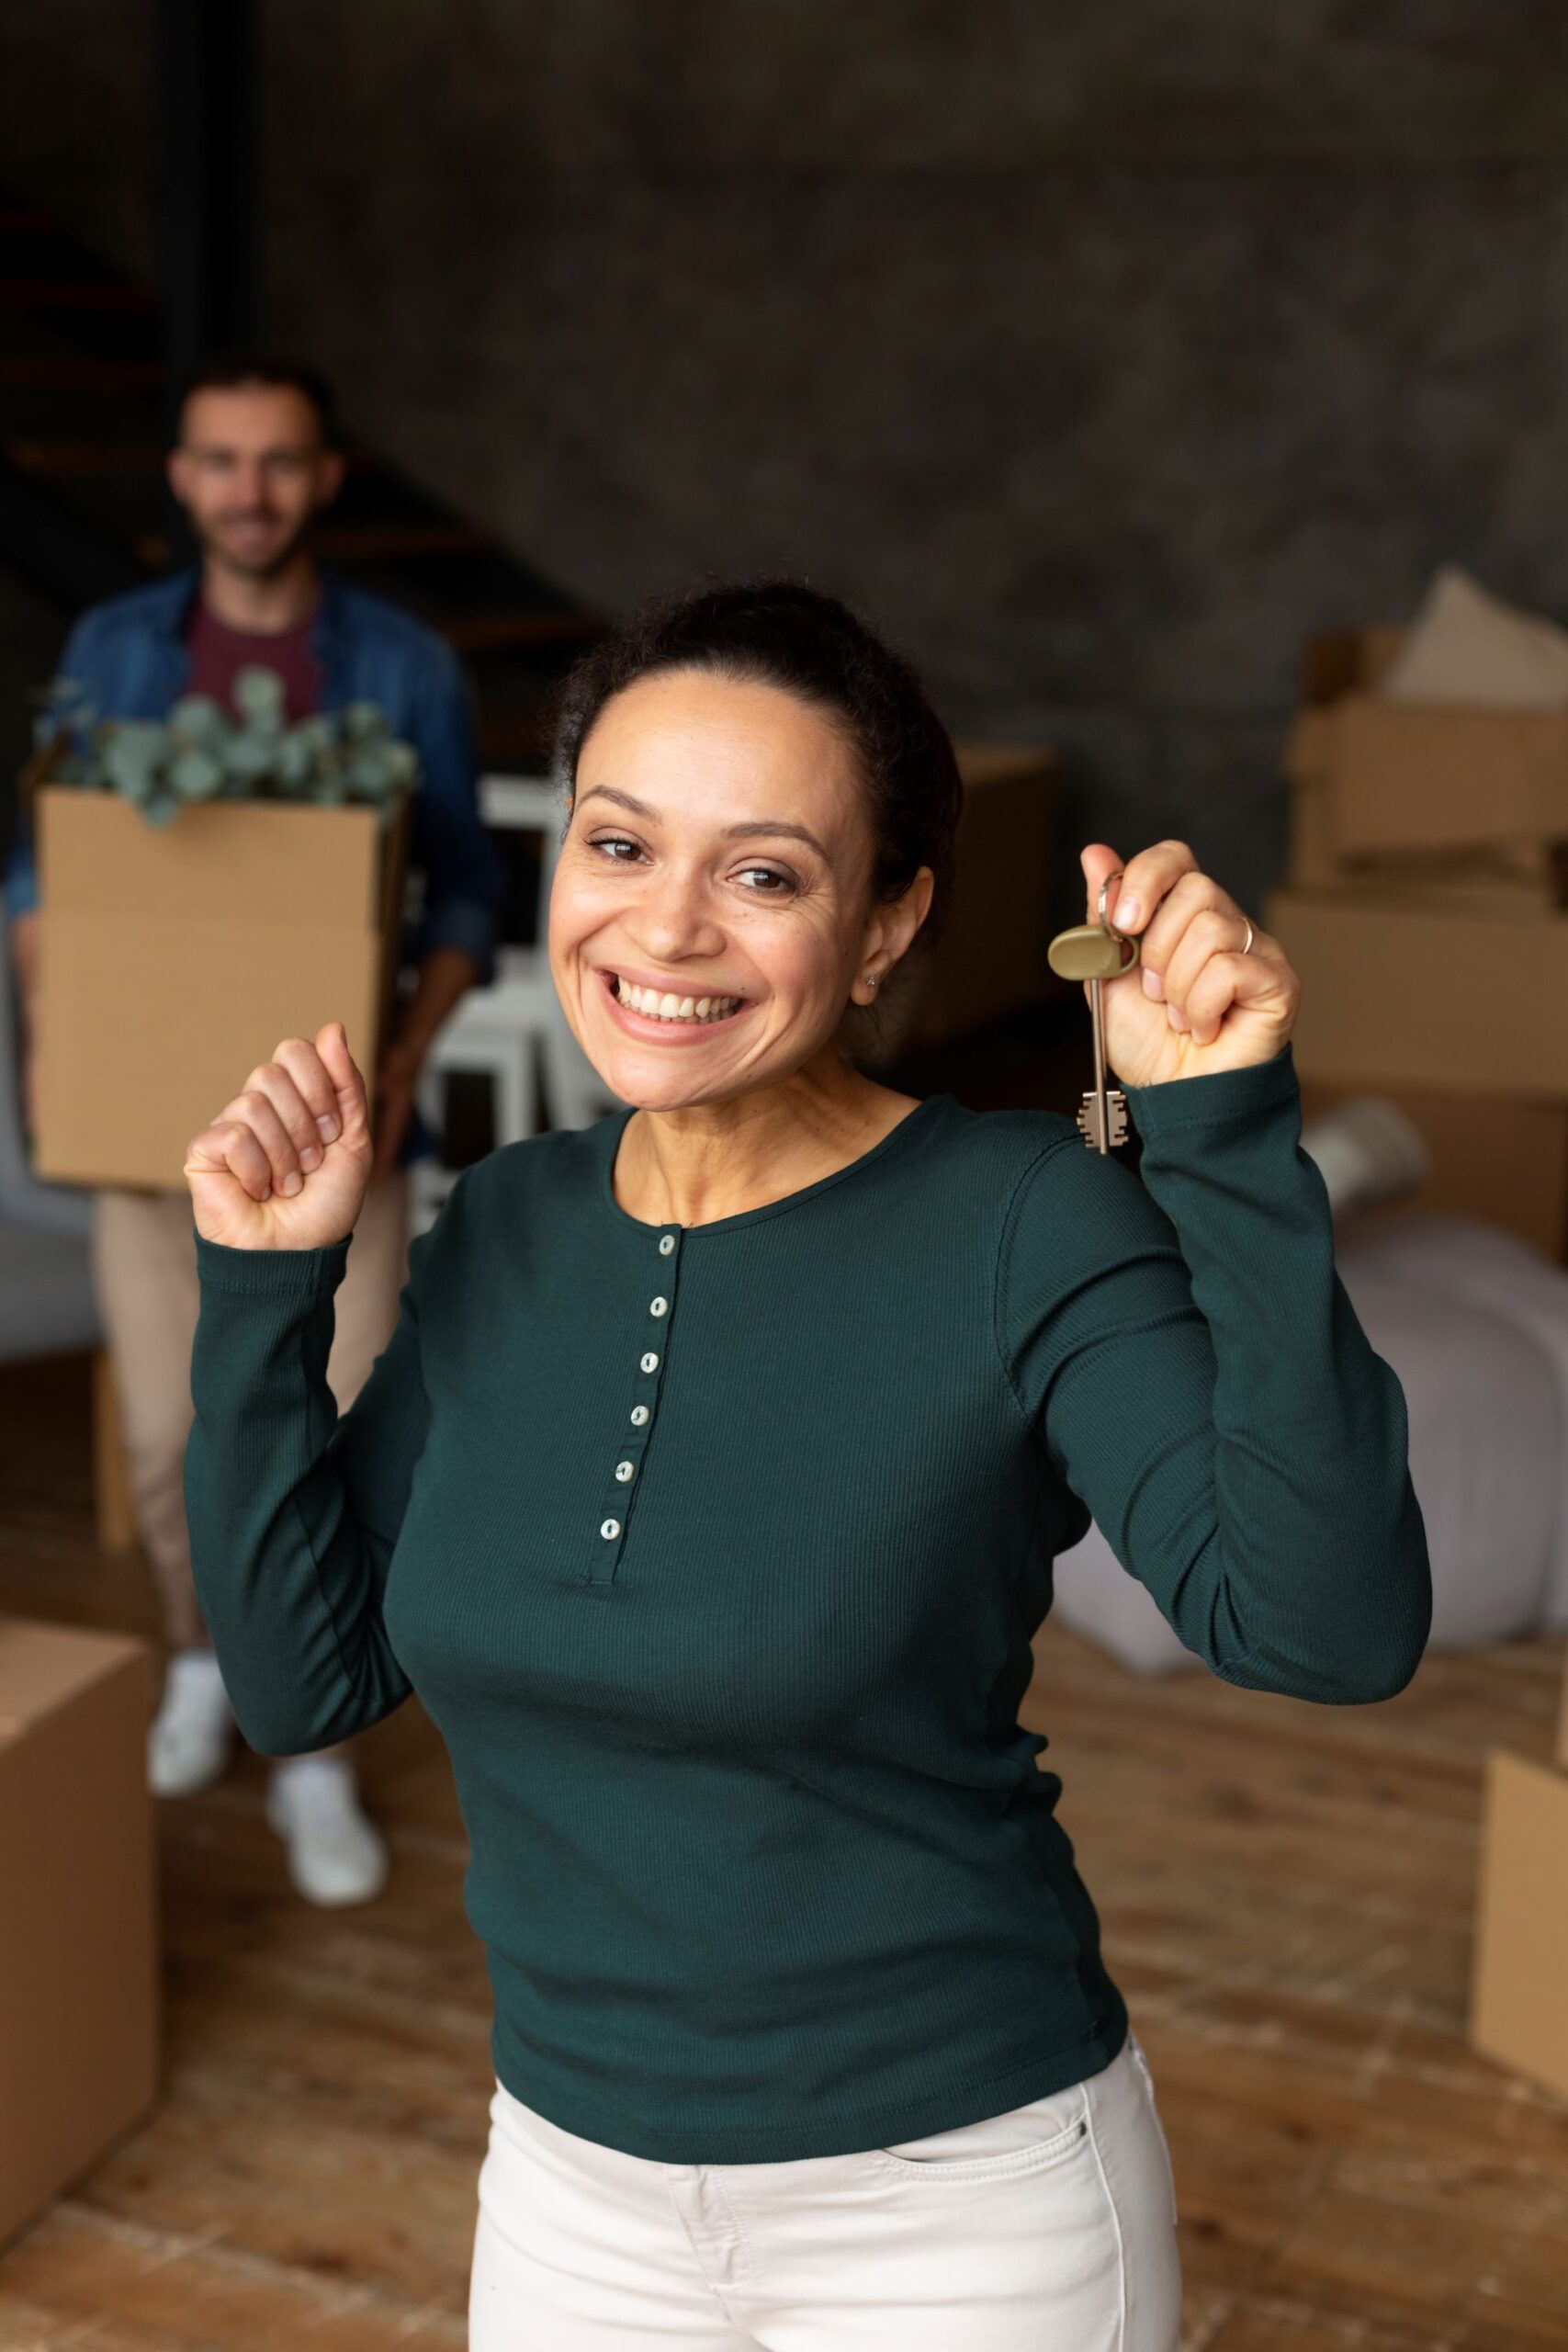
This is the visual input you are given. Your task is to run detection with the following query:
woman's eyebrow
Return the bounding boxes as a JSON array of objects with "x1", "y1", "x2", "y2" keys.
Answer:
[
  {"x1": 727, "y1": 818, "x2": 829, "y2": 858},
  {"x1": 577, "y1": 786, "x2": 653, "y2": 820},
  {"x1": 576, "y1": 785, "x2": 828, "y2": 860}
]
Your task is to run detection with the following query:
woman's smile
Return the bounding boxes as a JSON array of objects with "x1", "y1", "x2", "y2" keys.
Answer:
[{"x1": 599, "y1": 964, "x2": 758, "y2": 1042}]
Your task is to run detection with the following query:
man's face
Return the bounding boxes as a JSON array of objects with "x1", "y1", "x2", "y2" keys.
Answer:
[{"x1": 166, "y1": 382, "x2": 344, "y2": 580}]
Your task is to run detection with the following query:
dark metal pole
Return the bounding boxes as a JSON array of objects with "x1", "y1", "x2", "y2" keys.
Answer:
[{"x1": 158, "y1": 0, "x2": 260, "y2": 449}]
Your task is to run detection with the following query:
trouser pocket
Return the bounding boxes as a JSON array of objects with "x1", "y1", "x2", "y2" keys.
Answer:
[
  {"x1": 1126, "y1": 2029, "x2": 1179, "y2": 2225},
  {"x1": 873, "y1": 2078, "x2": 1091, "y2": 2181}
]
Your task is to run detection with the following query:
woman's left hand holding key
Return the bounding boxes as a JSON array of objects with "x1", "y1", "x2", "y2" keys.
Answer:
[{"x1": 1081, "y1": 839, "x2": 1301, "y2": 1092}]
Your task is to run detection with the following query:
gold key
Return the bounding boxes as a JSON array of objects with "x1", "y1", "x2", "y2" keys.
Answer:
[{"x1": 1046, "y1": 871, "x2": 1141, "y2": 1154}]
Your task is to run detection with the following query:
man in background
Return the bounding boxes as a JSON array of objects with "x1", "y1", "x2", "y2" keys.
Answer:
[{"x1": 3, "y1": 354, "x2": 507, "y2": 1905}]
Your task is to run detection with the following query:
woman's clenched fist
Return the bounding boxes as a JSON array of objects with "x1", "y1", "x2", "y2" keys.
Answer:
[
  {"x1": 1078, "y1": 840, "x2": 1299, "y2": 1091},
  {"x1": 184, "y1": 1021, "x2": 375, "y2": 1250}
]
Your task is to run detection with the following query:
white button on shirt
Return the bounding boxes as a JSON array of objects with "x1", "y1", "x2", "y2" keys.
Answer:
[
  {"x1": 600, "y1": 1518, "x2": 621, "y2": 1540},
  {"x1": 630, "y1": 1405, "x2": 649, "y2": 1425},
  {"x1": 615, "y1": 1460, "x2": 635, "y2": 1482},
  {"x1": 650, "y1": 1296, "x2": 669, "y2": 1317},
  {"x1": 659, "y1": 1234, "x2": 675, "y2": 1255},
  {"x1": 641, "y1": 1351, "x2": 660, "y2": 1374}
]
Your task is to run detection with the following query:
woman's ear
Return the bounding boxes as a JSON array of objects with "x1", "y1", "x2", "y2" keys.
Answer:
[{"x1": 876, "y1": 865, "x2": 934, "y2": 969}]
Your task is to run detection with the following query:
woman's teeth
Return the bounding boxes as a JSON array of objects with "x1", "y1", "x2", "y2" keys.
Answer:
[{"x1": 615, "y1": 977, "x2": 743, "y2": 1023}]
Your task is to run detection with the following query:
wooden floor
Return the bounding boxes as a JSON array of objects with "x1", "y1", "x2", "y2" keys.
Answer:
[{"x1": 2, "y1": 1341, "x2": 1566, "y2": 2351}]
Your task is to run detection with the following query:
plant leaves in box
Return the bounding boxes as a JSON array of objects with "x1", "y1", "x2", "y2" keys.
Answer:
[
  {"x1": 344, "y1": 746, "x2": 402, "y2": 802},
  {"x1": 275, "y1": 728, "x2": 315, "y2": 787},
  {"x1": 223, "y1": 730, "x2": 281, "y2": 787},
  {"x1": 101, "y1": 721, "x2": 165, "y2": 805},
  {"x1": 31, "y1": 663, "x2": 423, "y2": 825},
  {"x1": 169, "y1": 746, "x2": 223, "y2": 800},
  {"x1": 232, "y1": 665, "x2": 287, "y2": 731},
  {"x1": 340, "y1": 700, "x2": 386, "y2": 744},
  {"x1": 168, "y1": 692, "x2": 228, "y2": 749}
]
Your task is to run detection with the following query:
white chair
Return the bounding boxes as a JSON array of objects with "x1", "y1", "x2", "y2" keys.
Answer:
[{"x1": 411, "y1": 776, "x2": 624, "y2": 1235}]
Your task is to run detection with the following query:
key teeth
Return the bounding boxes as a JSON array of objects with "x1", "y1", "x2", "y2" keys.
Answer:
[{"x1": 1077, "y1": 1088, "x2": 1130, "y2": 1151}]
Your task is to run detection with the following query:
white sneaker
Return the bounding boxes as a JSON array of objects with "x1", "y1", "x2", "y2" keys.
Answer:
[
  {"x1": 147, "y1": 1645, "x2": 238, "y2": 1797},
  {"x1": 264, "y1": 1756, "x2": 389, "y2": 1907}
]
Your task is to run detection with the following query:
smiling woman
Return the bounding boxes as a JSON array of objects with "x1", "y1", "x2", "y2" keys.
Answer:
[{"x1": 181, "y1": 571, "x2": 1428, "y2": 2352}]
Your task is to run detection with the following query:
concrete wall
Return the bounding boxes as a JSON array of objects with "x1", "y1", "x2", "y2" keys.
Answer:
[{"x1": 6, "y1": 2, "x2": 1567, "y2": 929}]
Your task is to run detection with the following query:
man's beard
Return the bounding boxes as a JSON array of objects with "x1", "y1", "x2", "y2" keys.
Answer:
[{"x1": 197, "y1": 512, "x2": 317, "y2": 581}]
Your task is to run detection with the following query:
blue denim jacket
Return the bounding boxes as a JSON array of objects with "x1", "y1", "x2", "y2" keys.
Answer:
[{"x1": 3, "y1": 565, "x2": 511, "y2": 1169}]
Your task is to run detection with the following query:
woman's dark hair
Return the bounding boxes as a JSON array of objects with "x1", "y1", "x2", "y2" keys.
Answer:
[{"x1": 550, "y1": 578, "x2": 964, "y2": 1026}]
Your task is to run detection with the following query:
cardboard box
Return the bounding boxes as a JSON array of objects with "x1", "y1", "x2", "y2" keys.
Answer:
[
  {"x1": 1262, "y1": 886, "x2": 1568, "y2": 1102},
  {"x1": 28, "y1": 782, "x2": 412, "y2": 1193},
  {"x1": 1296, "y1": 1076, "x2": 1568, "y2": 1266},
  {"x1": 0, "y1": 1615, "x2": 160, "y2": 2252},
  {"x1": 1286, "y1": 626, "x2": 1568, "y2": 881},
  {"x1": 1299, "y1": 624, "x2": 1407, "y2": 705},
  {"x1": 1470, "y1": 1738, "x2": 1568, "y2": 2104},
  {"x1": 895, "y1": 741, "x2": 1060, "y2": 1051},
  {"x1": 1290, "y1": 697, "x2": 1568, "y2": 863},
  {"x1": 1284, "y1": 746, "x2": 1562, "y2": 911}
]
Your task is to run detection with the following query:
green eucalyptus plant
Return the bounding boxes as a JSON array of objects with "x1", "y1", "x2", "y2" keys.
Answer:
[{"x1": 33, "y1": 665, "x2": 420, "y2": 834}]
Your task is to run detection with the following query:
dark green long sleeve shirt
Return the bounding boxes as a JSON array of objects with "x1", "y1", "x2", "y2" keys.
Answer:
[{"x1": 185, "y1": 1039, "x2": 1429, "y2": 2163}]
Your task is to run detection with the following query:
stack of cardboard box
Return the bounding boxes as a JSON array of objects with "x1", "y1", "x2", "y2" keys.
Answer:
[
  {"x1": 1471, "y1": 1643, "x2": 1568, "y2": 2102},
  {"x1": 1264, "y1": 627, "x2": 1568, "y2": 1262},
  {"x1": 1275, "y1": 626, "x2": 1568, "y2": 2100},
  {"x1": 0, "y1": 1616, "x2": 160, "y2": 2251}
]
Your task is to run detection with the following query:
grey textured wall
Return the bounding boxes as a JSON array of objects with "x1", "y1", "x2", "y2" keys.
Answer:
[{"x1": 6, "y1": 2, "x2": 1568, "y2": 931}]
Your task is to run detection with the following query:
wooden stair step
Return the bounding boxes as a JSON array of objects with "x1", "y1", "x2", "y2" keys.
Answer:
[
  {"x1": 0, "y1": 277, "x2": 159, "y2": 311},
  {"x1": 9, "y1": 438, "x2": 164, "y2": 476},
  {"x1": 441, "y1": 609, "x2": 604, "y2": 653},
  {"x1": 0, "y1": 355, "x2": 164, "y2": 390},
  {"x1": 135, "y1": 521, "x2": 491, "y2": 567},
  {"x1": 13, "y1": 439, "x2": 378, "y2": 479},
  {"x1": 310, "y1": 522, "x2": 489, "y2": 560}
]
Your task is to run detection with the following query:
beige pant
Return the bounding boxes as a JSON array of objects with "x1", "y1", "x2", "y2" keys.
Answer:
[
  {"x1": 91, "y1": 1171, "x2": 412, "y2": 1755},
  {"x1": 469, "y1": 2029, "x2": 1182, "y2": 2347}
]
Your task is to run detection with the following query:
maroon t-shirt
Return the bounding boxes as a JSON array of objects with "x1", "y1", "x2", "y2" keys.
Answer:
[{"x1": 186, "y1": 594, "x2": 324, "y2": 721}]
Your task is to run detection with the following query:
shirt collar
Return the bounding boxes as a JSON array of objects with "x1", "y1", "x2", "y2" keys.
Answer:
[{"x1": 150, "y1": 560, "x2": 346, "y2": 662}]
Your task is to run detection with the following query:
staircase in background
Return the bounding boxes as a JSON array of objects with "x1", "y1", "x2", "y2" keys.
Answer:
[
  {"x1": 0, "y1": 189, "x2": 1078, "y2": 1128},
  {"x1": 0, "y1": 186, "x2": 605, "y2": 783}
]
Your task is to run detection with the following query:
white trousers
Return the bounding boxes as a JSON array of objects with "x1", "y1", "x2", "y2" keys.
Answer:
[{"x1": 468, "y1": 2028, "x2": 1182, "y2": 2348}]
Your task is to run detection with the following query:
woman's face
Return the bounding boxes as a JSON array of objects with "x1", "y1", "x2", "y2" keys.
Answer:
[{"x1": 549, "y1": 666, "x2": 913, "y2": 1111}]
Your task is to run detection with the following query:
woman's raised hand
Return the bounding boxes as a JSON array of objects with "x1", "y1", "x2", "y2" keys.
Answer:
[
  {"x1": 1081, "y1": 840, "x2": 1300, "y2": 1091},
  {"x1": 184, "y1": 1021, "x2": 376, "y2": 1251}
]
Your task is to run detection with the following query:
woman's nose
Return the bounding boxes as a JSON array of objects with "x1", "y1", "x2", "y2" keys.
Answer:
[{"x1": 635, "y1": 876, "x2": 724, "y2": 953}]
